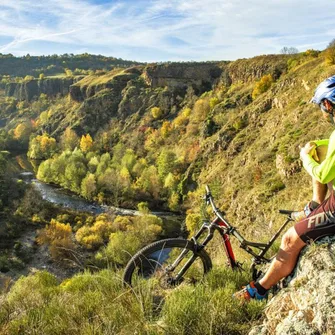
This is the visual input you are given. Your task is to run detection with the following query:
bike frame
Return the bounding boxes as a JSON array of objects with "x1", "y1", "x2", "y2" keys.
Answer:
[{"x1": 190, "y1": 185, "x2": 293, "y2": 280}]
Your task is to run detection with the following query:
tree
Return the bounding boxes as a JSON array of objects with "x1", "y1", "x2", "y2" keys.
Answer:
[
  {"x1": 157, "y1": 149, "x2": 177, "y2": 179},
  {"x1": 60, "y1": 127, "x2": 79, "y2": 151},
  {"x1": 28, "y1": 134, "x2": 57, "y2": 159},
  {"x1": 64, "y1": 160, "x2": 87, "y2": 193},
  {"x1": 80, "y1": 134, "x2": 93, "y2": 153},
  {"x1": 81, "y1": 173, "x2": 97, "y2": 200},
  {"x1": 136, "y1": 165, "x2": 162, "y2": 199},
  {"x1": 280, "y1": 46, "x2": 299, "y2": 54},
  {"x1": 13, "y1": 121, "x2": 34, "y2": 146},
  {"x1": 161, "y1": 121, "x2": 172, "y2": 138},
  {"x1": 252, "y1": 74, "x2": 274, "y2": 100},
  {"x1": 325, "y1": 38, "x2": 335, "y2": 65},
  {"x1": 37, "y1": 159, "x2": 54, "y2": 183},
  {"x1": 121, "y1": 149, "x2": 137, "y2": 172}
]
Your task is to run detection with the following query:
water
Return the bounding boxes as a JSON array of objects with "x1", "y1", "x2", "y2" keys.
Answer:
[{"x1": 18, "y1": 170, "x2": 179, "y2": 218}]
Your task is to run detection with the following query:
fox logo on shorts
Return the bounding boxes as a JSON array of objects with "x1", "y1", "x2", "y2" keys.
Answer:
[{"x1": 307, "y1": 211, "x2": 333, "y2": 229}]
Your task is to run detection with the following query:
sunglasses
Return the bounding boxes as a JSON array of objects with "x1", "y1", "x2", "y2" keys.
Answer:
[{"x1": 320, "y1": 100, "x2": 334, "y2": 114}]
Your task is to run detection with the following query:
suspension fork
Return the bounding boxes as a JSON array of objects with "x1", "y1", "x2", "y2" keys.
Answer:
[{"x1": 169, "y1": 222, "x2": 215, "y2": 282}]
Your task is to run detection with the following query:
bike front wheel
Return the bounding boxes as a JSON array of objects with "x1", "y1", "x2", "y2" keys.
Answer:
[{"x1": 123, "y1": 238, "x2": 212, "y2": 289}]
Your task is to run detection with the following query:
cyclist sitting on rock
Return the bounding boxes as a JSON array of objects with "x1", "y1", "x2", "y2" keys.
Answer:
[{"x1": 235, "y1": 75, "x2": 335, "y2": 301}]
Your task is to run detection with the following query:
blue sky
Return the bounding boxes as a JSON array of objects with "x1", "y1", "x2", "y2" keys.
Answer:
[{"x1": 0, "y1": 0, "x2": 334, "y2": 62}]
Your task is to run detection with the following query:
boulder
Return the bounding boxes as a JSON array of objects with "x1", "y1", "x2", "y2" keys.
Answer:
[{"x1": 249, "y1": 235, "x2": 335, "y2": 335}]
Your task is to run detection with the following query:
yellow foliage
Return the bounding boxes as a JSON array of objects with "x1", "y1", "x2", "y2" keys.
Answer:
[
  {"x1": 185, "y1": 213, "x2": 201, "y2": 236},
  {"x1": 252, "y1": 74, "x2": 274, "y2": 100},
  {"x1": 182, "y1": 107, "x2": 192, "y2": 117},
  {"x1": 193, "y1": 99, "x2": 210, "y2": 122},
  {"x1": 209, "y1": 97, "x2": 220, "y2": 110},
  {"x1": 80, "y1": 134, "x2": 93, "y2": 153},
  {"x1": 144, "y1": 129, "x2": 163, "y2": 151},
  {"x1": 151, "y1": 106, "x2": 162, "y2": 119},
  {"x1": 76, "y1": 215, "x2": 114, "y2": 249},
  {"x1": 161, "y1": 121, "x2": 172, "y2": 138},
  {"x1": 40, "y1": 134, "x2": 56, "y2": 152},
  {"x1": 113, "y1": 216, "x2": 132, "y2": 231},
  {"x1": 173, "y1": 113, "x2": 189, "y2": 129},
  {"x1": 37, "y1": 219, "x2": 72, "y2": 244},
  {"x1": 81, "y1": 234, "x2": 103, "y2": 250},
  {"x1": 14, "y1": 122, "x2": 33, "y2": 141},
  {"x1": 37, "y1": 219, "x2": 75, "y2": 261},
  {"x1": 168, "y1": 192, "x2": 180, "y2": 211}
]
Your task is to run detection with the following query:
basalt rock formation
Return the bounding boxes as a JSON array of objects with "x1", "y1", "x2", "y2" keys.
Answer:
[
  {"x1": 5, "y1": 77, "x2": 78, "y2": 101},
  {"x1": 249, "y1": 236, "x2": 335, "y2": 335}
]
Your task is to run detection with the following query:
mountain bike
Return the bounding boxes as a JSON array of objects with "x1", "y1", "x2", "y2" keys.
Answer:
[{"x1": 123, "y1": 185, "x2": 294, "y2": 289}]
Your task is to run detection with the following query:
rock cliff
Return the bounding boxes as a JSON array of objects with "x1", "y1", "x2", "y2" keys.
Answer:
[
  {"x1": 250, "y1": 236, "x2": 335, "y2": 335},
  {"x1": 143, "y1": 62, "x2": 225, "y2": 93},
  {"x1": 5, "y1": 77, "x2": 78, "y2": 101}
]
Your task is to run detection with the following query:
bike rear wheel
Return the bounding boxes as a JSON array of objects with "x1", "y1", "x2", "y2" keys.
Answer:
[{"x1": 123, "y1": 238, "x2": 212, "y2": 289}]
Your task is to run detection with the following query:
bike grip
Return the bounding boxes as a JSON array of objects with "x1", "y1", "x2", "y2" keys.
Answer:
[
  {"x1": 205, "y1": 185, "x2": 210, "y2": 194},
  {"x1": 279, "y1": 209, "x2": 294, "y2": 215}
]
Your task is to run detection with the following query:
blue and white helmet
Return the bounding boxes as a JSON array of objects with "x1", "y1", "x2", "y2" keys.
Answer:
[{"x1": 310, "y1": 75, "x2": 335, "y2": 105}]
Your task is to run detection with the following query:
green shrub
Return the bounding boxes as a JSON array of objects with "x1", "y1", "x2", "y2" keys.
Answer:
[{"x1": 162, "y1": 267, "x2": 264, "y2": 335}]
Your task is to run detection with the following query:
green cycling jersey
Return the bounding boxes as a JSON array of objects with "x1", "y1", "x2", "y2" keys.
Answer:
[{"x1": 302, "y1": 130, "x2": 335, "y2": 187}]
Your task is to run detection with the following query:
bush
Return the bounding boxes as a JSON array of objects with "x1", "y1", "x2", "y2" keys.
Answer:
[
  {"x1": 96, "y1": 214, "x2": 162, "y2": 267},
  {"x1": 252, "y1": 74, "x2": 274, "y2": 100},
  {"x1": 76, "y1": 215, "x2": 114, "y2": 249},
  {"x1": 151, "y1": 106, "x2": 162, "y2": 119},
  {"x1": 37, "y1": 219, "x2": 75, "y2": 261}
]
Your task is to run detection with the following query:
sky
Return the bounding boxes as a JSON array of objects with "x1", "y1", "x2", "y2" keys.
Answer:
[{"x1": 0, "y1": 0, "x2": 334, "y2": 62}]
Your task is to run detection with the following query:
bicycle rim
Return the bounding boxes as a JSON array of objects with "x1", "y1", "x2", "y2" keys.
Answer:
[{"x1": 123, "y1": 238, "x2": 212, "y2": 290}]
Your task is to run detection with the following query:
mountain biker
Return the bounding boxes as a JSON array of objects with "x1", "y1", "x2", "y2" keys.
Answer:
[{"x1": 234, "y1": 75, "x2": 335, "y2": 301}]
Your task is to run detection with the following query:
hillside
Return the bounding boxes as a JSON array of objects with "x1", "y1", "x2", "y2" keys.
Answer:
[
  {"x1": 0, "y1": 49, "x2": 335, "y2": 334},
  {"x1": 0, "y1": 53, "x2": 142, "y2": 77}
]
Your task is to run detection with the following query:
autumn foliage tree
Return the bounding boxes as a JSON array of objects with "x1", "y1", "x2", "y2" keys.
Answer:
[
  {"x1": 28, "y1": 133, "x2": 57, "y2": 159},
  {"x1": 80, "y1": 134, "x2": 93, "y2": 153},
  {"x1": 151, "y1": 106, "x2": 162, "y2": 119},
  {"x1": 13, "y1": 121, "x2": 34, "y2": 145},
  {"x1": 37, "y1": 219, "x2": 75, "y2": 261},
  {"x1": 60, "y1": 127, "x2": 79, "y2": 151},
  {"x1": 252, "y1": 74, "x2": 274, "y2": 99}
]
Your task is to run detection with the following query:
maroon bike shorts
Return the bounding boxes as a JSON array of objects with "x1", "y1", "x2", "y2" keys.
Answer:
[{"x1": 294, "y1": 191, "x2": 335, "y2": 243}]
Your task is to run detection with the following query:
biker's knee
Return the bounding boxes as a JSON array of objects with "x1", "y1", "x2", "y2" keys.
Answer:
[{"x1": 281, "y1": 227, "x2": 305, "y2": 252}]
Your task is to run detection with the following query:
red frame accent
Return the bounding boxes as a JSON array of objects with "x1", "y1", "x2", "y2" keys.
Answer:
[{"x1": 217, "y1": 218, "x2": 237, "y2": 268}]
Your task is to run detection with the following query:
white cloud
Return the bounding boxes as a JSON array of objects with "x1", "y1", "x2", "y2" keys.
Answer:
[{"x1": 0, "y1": 0, "x2": 334, "y2": 61}]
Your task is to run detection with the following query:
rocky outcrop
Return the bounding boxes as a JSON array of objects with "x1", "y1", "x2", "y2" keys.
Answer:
[
  {"x1": 143, "y1": 62, "x2": 225, "y2": 94},
  {"x1": 228, "y1": 55, "x2": 288, "y2": 84},
  {"x1": 69, "y1": 72, "x2": 140, "y2": 102},
  {"x1": 5, "y1": 77, "x2": 78, "y2": 101},
  {"x1": 249, "y1": 236, "x2": 335, "y2": 335}
]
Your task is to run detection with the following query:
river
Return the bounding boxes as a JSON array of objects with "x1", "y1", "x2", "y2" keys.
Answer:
[{"x1": 17, "y1": 164, "x2": 179, "y2": 219}]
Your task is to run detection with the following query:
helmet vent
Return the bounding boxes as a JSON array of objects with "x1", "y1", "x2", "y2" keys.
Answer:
[{"x1": 327, "y1": 82, "x2": 335, "y2": 88}]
